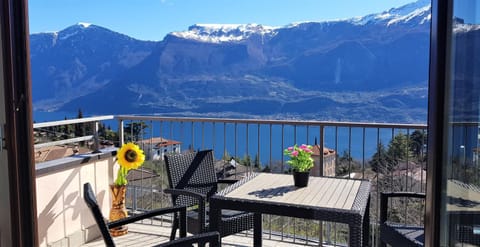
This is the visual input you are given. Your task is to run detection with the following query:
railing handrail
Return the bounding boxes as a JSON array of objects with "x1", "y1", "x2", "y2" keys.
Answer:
[
  {"x1": 33, "y1": 115, "x2": 114, "y2": 153},
  {"x1": 33, "y1": 115, "x2": 114, "y2": 128},
  {"x1": 115, "y1": 115, "x2": 427, "y2": 129}
]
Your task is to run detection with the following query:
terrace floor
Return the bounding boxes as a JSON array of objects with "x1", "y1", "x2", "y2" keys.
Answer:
[{"x1": 81, "y1": 222, "x2": 334, "y2": 247}]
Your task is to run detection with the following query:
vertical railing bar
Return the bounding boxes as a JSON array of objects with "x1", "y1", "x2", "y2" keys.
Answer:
[
  {"x1": 405, "y1": 128, "x2": 410, "y2": 226},
  {"x1": 362, "y1": 127, "x2": 366, "y2": 179},
  {"x1": 406, "y1": 128, "x2": 410, "y2": 191},
  {"x1": 130, "y1": 120, "x2": 133, "y2": 142},
  {"x1": 306, "y1": 126, "x2": 309, "y2": 145},
  {"x1": 281, "y1": 124, "x2": 285, "y2": 173},
  {"x1": 335, "y1": 126, "x2": 338, "y2": 176},
  {"x1": 223, "y1": 122, "x2": 227, "y2": 167},
  {"x1": 201, "y1": 122, "x2": 205, "y2": 150},
  {"x1": 348, "y1": 127, "x2": 352, "y2": 178},
  {"x1": 234, "y1": 123, "x2": 237, "y2": 179},
  {"x1": 139, "y1": 123, "x2": 144, "y2": 212},
  {"x1": 212, "y1": 122, "x2": 216, "y2": 154},
  {"x1": 463, "y1": 125, "x2": 468, "y2": 180},
  {"x1": 421, "y1": 128, "x2": 425, "y2": 193},
  {"x1": 293, "y1": 217, "x2": 296, "y2": 243},
  {"x1": 257, "y1": 123, "x2": 260, "y2": 171},
  {"x1": 191, "y1": 122, "x2": 194, "y2": 151},
  {"x1": 92, "y1": 121, "x2": 100, "y2": 153},
  {"x1": 169, "y1": 121, "x2": 173, "y2": 146},
  {"x1": 376, "y1": 127, "x2": 381, "y2": 245},
  {"x1": 305, "y1": 219, "x2": 309, "y2": 243},
  {"x1": 319, "y1": 125, "x2": 325, "y2": 245},
  {"x1": 294, "y1": 125, "x2": 297, "y2": 144},
  {"x1": 118, "y1": 119, "x2": 124, "y2": 147},
  {"x1": 281, "y1": 124, "x2": 285, "y2": 241},
  {"x1": 319, "y1": 126, "x2": 325, "y2": 177},
  {"x1": 246, "y1": 123, "x2": 249, "y2": 172},
  {"x1": 269, "y1": 124, "x2": 272, "y2": 171},
  {"x1": 150, "y1": 120, "x2": 154, "y2": 224},
  {"x1": 180, "y1": 121, "x2": 184, "y2": 151}
]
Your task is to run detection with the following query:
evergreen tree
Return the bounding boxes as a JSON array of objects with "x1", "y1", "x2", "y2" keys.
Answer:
[
  {"x1": 124, "y1": 121, "x2": 149, "y2": 142},
  {"x1": 74, "y1": 108, "x2": 84, "y2": 137},
  {"x1": 370, "y1": 142, "x2": 391, "y2": 174},
  {"x1": 387, "y1": 132, "x2": 411, "y2": 161},
  {"x1": 410, "y1": 130, "x2": 427, "y2": 159},
  {"x1": 241, "y1": 154, "x2": 252, "y2": 167}
]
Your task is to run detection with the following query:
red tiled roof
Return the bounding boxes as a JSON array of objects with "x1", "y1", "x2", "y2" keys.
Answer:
[
  {"x1": 311, "y1": 145, "x2": 336, "y2": 157},
  {"x1": 137, "y1": 137, "x2": 181, "y2": 148}
]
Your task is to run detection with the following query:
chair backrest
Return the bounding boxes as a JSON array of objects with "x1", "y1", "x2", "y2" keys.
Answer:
[
  {"x1": 83, "y1": 183, "x2": 115, "y2": 247},
  {"x1": 164, "y1": 150, "x2": 218, "y2": 207}
]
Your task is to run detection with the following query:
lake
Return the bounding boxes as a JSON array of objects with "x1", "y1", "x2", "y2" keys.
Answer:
[{"x1": 33, "y1": 111, "x2": 424, "y2": 165}]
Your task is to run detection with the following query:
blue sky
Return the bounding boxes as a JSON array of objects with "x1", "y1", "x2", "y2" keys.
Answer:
[{"x1": 29, "y1": 0, "x2": 416, "y2": 41}]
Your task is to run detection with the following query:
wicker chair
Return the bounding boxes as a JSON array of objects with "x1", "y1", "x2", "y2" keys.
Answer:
[
  {"x1": 164, "y1": 150, "x2": 256, "y2": 240},
  {"x1": 379, "y1": 192, "x2": 425, "y2": 247},
  {"x1": 83, "y1": 182, "x2": 220, "y2": 247}
]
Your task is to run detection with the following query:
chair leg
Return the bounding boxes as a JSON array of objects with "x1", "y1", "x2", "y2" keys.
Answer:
[{"x1": 170, "y1": 212, "x2": 178, "y2": 241}]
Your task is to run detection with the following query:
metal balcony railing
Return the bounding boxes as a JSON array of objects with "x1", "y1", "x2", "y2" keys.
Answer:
[
  {"x1": 116, "y1": 115, "x2": 428, "y2": 246},
  {"x1": 34, "y1": 115, "x2": 480, "y2": 246},
  {"x1": 33, "y1": 115, "x2": 115, "y2": 162}
]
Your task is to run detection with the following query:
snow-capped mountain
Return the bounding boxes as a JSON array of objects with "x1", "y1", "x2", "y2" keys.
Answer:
[
  {"x1": 170, "y1": 0, "x2": 431, "y2": 44},
  {"x1": 171, "y1": 23, "x2": 277, "y2": 43},
  {"x1": 31, "y1": 0, "x2": 441, "y2": 122}
]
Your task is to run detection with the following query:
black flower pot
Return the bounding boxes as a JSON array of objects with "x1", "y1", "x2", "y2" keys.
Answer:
[{"x1": 293, "y1": 171, "x2": 310, "y2": 187}]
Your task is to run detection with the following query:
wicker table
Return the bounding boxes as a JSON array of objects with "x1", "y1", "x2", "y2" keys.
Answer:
[{"x1": 209, "y1": 173, "x2": 371, "y2": 247}]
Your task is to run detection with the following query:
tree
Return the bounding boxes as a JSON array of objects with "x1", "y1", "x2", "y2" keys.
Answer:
[
  {"x1": 240, "y1": 154, "x2": 252, "y2": 167},
  {"x1": 387, "y1": 132, "x2": 411, "y2": 162},
  {"x1": 370, "y1": 142, "x2": 392, "y2": 174},
  {"x1": 336, "y1": 150, "x2": 360, "y2": 176},
  {"x1": 410, "y1": 130, "x2": 427, "y2": 159},
  {"x1": 123, "y1": 121, "x2": 149, "y2": 142},
  {"x1": 74, "y1": 108, "x2": 84, "y2": 137}
]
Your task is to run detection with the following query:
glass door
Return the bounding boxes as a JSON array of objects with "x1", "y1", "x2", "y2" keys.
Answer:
[{"x1": 439, "y1": 0, "x2": 480, "y2": 245}]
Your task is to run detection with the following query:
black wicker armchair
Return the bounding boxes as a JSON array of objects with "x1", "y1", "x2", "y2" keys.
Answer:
[
  {"x1": 379, "y1": 192, "x2": 425, "y2": 247},
  {"x1": 164, "y1": 150, "x2": 256, "y2": 240},
  {"x1": 83, "y1": 182, "x2": 220, "y2": 247}
]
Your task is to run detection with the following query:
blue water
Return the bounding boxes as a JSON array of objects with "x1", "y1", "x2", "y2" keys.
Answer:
[{"x1": 33, "y1": 111, "x2": 418, "y2": 165}]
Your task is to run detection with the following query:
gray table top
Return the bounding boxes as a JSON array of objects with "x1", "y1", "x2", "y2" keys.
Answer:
[{"x1": 220, "y1": 173, "x2": 370, "y2": 211}]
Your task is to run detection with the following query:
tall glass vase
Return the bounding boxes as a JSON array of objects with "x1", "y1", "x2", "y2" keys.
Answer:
[{"x1": 109, "y1": 184, "x2": 128, "y2": 236}]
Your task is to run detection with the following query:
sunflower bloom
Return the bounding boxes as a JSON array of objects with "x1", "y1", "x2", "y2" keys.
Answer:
[
  {"x1": 115, "y1": 142, "x2": 145, "y2": 186},
  {"x1": 117, "y1": 142, "x2": 145, "y2": 170}
]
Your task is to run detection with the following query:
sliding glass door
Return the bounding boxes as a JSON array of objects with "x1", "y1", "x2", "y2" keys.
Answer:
[{"x1": 438, "y1": 0, "x2": 480, "y2": 245}]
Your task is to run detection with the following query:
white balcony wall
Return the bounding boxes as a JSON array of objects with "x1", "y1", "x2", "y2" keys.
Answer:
[{"x1": 36, "y1": 149, "x2": 116, "y2": 247}]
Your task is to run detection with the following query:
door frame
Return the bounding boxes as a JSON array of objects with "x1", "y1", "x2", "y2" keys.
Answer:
[{"x1": 1, "y1": 0, "x2": 38, "y2": 245}]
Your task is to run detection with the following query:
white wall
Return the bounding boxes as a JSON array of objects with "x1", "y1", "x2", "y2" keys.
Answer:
[{"x1": 36, "y1": 155, "x2": 115, "y2": 247}]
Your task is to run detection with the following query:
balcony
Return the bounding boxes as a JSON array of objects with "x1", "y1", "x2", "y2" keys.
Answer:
[{"x1": 34, "y1": 115, "x2": 429, "y2": 246}]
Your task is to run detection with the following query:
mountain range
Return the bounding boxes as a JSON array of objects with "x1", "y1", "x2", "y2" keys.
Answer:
[{"x1": 30, "y1": 0, "x2": 433, "y2": 123}]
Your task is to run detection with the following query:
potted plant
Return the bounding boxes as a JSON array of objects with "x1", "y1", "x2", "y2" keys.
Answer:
[
  {"x1": 284, "y1": 144, "x2": 314, "y2": 187},
  {"x1": 109, "y1": 142, "x2": 145, "y2": 236}
]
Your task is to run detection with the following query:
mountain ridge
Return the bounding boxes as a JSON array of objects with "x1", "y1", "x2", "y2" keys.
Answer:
[{"x1": 31, "y1": 0, "x2": 433, "y2": 123}]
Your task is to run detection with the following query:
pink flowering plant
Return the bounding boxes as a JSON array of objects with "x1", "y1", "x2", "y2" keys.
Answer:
[{"x1": 283, "y1": 144, "x2": 314, "y2": 172}]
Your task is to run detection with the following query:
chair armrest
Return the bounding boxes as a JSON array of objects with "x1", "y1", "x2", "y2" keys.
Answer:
[
  {"x1": 108, "y1": 205, "x2": 186, "y2": 229},
  {"x1": 164, "y1": 188, "x2": 207, "y2": 201},
  {"x1": 217, "y1": 179, "x2": 238, "y2": 184},
  {"x1": 164, "y1": 188, "x2": 209, "y2": 232},
  {"x1": 156, "y1": 231, "x2": 220, "y2": 247},
  {"x1": 380, "y1": 192, "x2": 426, "y2": 224}
]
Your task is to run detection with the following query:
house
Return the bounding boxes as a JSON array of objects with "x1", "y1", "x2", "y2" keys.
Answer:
[
  {"x1": 136, "y1": 137, "x2": 181, "y2": 160},
  {"x1": 311, "y1": 145, "x2": 336, "y2": 177}
]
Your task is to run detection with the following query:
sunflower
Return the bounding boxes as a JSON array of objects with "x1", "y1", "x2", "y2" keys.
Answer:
[
  {"x1": 114, "y1": 142, "x2": 145, "y2": 186},
  {"x1": 117, "y1": 142, "x2": 145, "y2": 170}
]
